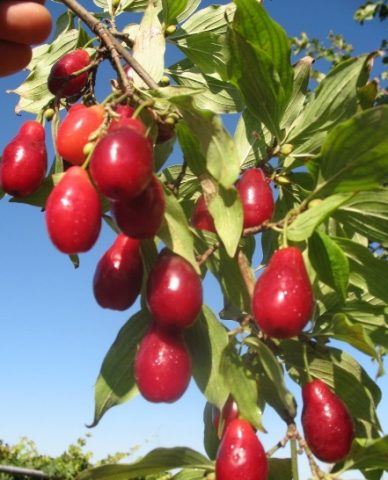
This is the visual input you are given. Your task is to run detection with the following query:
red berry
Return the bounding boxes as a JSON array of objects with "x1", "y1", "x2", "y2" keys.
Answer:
[
  {"x1": 252, "y1": 247, "x2": 314, "y2": 338},
  {"x1": 134, "y1": 324, "x2": 191, "y2": 403},
  {"x1": 0, "y1": 121, "x2": 47, "y2": 197},
  {"x1": 212, "y1": 395, "x2": 240, "y2": 438},
  {"x1": 236, "y1": 169, "x2": 274, "y2": 229},
  {"x1": 45, "y1": 166, "x2": 101, "y2": 254},
  {"x1": 146, "y1": 249, "x2": 202, "y2": 329},
  {"x1": 90, "y1": 127, "x2": 153, "y2": 201},
  {"x1": 191, "y1": 195, "x2": 216, "y2": 233},
  {"x1": 302, "y1": 380, "x2": 354, "y2": 463},
  {"x1": 57, "y1": 104, "x2": 104, "y2": 166},
  {"x1": 110, "y1": 175, "x2": 165, "y2": 239},
  {"x1": 93, "y1": 233, "x2": 143, "y2": 310},
  {"x1": 48, "y1": 49, "x2": 90, "y2": 98},
  {"x1": 216, "y1": 419, "x2": 268, "y2": 480}
]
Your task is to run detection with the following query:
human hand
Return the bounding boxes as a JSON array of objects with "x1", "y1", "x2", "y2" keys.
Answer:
[{"x1": 0, "y1": 0, "x2": 52, "y2": 76}]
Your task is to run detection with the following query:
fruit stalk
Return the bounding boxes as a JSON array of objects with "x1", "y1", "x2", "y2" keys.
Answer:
[{"x1": 59, "y1": 0, "x2": 159, "y2": 90}]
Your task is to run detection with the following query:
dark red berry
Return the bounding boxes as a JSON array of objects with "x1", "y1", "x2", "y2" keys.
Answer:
[
  {"x1": 90, "y1": 127, "x2": 153, "y2": 201},
  {"x1": 110, "y1": 175, "x2": 165, "y2": 239},
  {"x1": 45, "y1": 166, "x2": 101, "y2": 254},
  {"x1": 252, "y1": 247, "x2": 314, "y2": 338},
  {"x1": 146, "y1": 249, "x2": 202, "y2": 329},
  {"x1": 134, "y1": 324, "x2": 191, "y2": 403},
  {"x1": 216, "y1": 418, "x2": 268, "y2": 480},
  {"x1": 236, "y1": 169, "x2": 274, "y2": 229},
  {"x1": 93, "y1": 233, "x2": 143, "y2": 310},
  {"x1": 0, "y1": 121, "x2": 47, "y2": 197},
  {"x1": 191, "y1": 195, "x2": 216, "y2": 233},
  {"x1": 302, "y1": 379, "x2": 354, "y2": 463},
  {"x1": 48, "y1": 49, "x2": 90, "y2": 98}
]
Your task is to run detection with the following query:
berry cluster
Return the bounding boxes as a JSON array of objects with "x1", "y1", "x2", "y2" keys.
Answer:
[{"x1": 0, "y1": 48, "x2": 355, "y2": 476}]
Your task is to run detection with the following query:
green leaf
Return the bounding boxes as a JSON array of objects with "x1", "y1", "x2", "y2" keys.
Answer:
[
  {"x1": 282, "y1": 340, "x2": 382, "y2": 438},
  {"x1": 228, "y1": 0, "x2": 293, "y2": 139},
  {"x1": 316, "y1": 106, "x2": 388, "y2": 194},
  {"x1": 173, "y1": 3, "x2": 235, "y2": 37},
  {"x1": 203, "y1": 243, "x2": 252, "y2": 313},
  {"x1": 158, "y1": 187, "x2": 199, "y2": 273},
  {"x1": 308, "y1": 230, "x2": 349, "y2": 299},
  {"x1": 184, "y1": 306, "x2": 229, "y2": 409},
  {"x1": 172, "y1": 468, "x2": 210, "y2": 480},
  {"x1": 202, "y1": 402, "x2": 219, "y2": 460},
  {"x1": 281, "y1": 56, "x2": 313, "y2": 134},
  {"x1": 333, "y1": 436, "x2": 388, "y2": 474},
  {"x1": 286, "y1": 55, "x2": 373, "y2": 149},
  {"x1": 168, "y1": 59, "x2": 244, "y2": 114},
  {"x1": 132, "y1": 2, "x2": 165, "y2": 87},
  {"x1": 234, "y1": 109, "x2": 272, "y2": 168},
  {"x1": 162, "y1": 0, "x2": 189, "y2": 25},
  {"x1": 205, "y1": 182, "x2": 243, "y2": 258},
  {"x1": 220, "y1": 345, "x2": 264, "y2": 431},
  {"x1": 319, "y1": 301, "x2": 388, "y2": 349},
  {"x1": 334, "y1": 189, "x2": 388, "y2": 244},
  {"x1": 286, "y1": 193, "x2": 353, "y2": 242},
  {"x1": 176, "y1": 0, "x2": 201, "y2": 23},
  {"x1": 268, "y1": 458, "x2": 292, "y2": 480},
  {"x1": 171, "y1": 99, "x2": 240, "y2": 189},
  {"x1": 90, "y1": 311, "x2": 151, "y2": 427},
  {"x1": 314, "y1": 313, "x2": 377, "y2": 358},
  {"x1": 121, "y1": 0, "x2": 149, "y2": 13},
  {"x1": 171, "y1": 4, "x2": 235, "y2": 79},
  {"x1": 245, "y1": 337, "x2": 297, "y2": 423},
  {"x1": 160, "y1": 164, "x2": 200, "y2": 200},
  {"x1": 8, "y1": 29, "x2": 82, "y2": 114},
  {"x1": 78, "y1": 447, "x2": 212, "y2": 480},
  {"x1": 335, "y1": 237, "x2": 388, "y2": 304}
]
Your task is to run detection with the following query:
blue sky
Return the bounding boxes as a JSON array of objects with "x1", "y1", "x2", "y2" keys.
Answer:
[{"x1": 0, "y1": 0, "x2": 386, "y2": 478}]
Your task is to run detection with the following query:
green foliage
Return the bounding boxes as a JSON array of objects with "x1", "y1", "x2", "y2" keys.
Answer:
[{"x1": 2, "y1": 0, "x2": 388, "y2": 479}]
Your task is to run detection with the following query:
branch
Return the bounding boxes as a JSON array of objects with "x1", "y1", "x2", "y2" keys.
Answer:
[
  {"x1": 59, "y1": 0, "x2": 159, "y2": 90},
  {"x1": 237, "y1": 249, "x2": 255, "y2": 299},
  {"x1": 0, "y1": 465, "x2": 49, "y2": 479}
]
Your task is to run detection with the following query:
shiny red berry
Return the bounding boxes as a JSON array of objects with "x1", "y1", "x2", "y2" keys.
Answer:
[
  {"x1": 0, "y1": 121, "x2": 47, "y2": 197},
  {"x1": 252, "y1": 247, "x2": 314, "y2": 338},
  {"x1": 45, "y1": 166, "x2": 101, "y2": 254},
  {"x1": 146, "y1": 249, "x2": 202, "y2": 329},
  {"x1": 90, "y1": 127, "x2": 153, "y2": 201},
  {"x1": 302, "y1": 380, "x2": 354, "y2": 463},
  {"x1": 110, "y1": 175, "x2": 165, "y2": 239},
  {"x1": 236, "y1": 169, "x2": 274, "y2": 229},
  {"x1": 48, "y1": 49, "x2": 90, "y2": 98},
  {"x1": 216, "y1": 419, "x2": 268, "y2": 480},
  {"x1": 93, "y1": 234, "x2": 143, "y2": 310},
  {"x1": 57, "y1": 104, "x2": 104, "y2": 166},
  {"x1": 134, "y1": 324, "x2": 191, "y2": 403}
]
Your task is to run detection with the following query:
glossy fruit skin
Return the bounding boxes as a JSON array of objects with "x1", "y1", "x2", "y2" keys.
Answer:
[
  {"x1": 0, "y1": 121, "x2": 47, "y2": 197},
  {"x1": 93, "y1": 233, "x2": 143, "y2": 310},
  {"x1": 302, "y1": 380, "x2": 354, "y2": 463},
  {"x1": 216, "y1": 419, "x2": 268, "y2": 480},
  {"x1": 57, "y1": 105, "x2": 104, "y2": 166},
  {"x1": 213, "y1": 396, "x2": 239, "y2": 438},
  {"x1": 90, "y1": 127, "x2": 153, "y2": 201},
  {"x1": 110, "y1": 175, "x2": 165, "y2": 239},
  {"x1": 252, "y1": 247, "x2": 314, "y2": 339},
  {"x1": 48, "y1": 49, "x2": 90, "y2": 98},
  {"x1": 236, "y1": 169, "x2": 274, "y2": 229},
  {"x1": 146, "y1": 249, "x2": 203, "y2": 329},
  {"x1": 134, "y1": 324, "x2": 191, "y2": 403},
  {"x1": 45, "y1": 166, "x2": 101, "y2": 254},
  {"x1": 191, "y1": 195, "x2": 216, "y2": 233},
  {"x1": 108, "y1": 105, "x2": 147, "y2": 137}
]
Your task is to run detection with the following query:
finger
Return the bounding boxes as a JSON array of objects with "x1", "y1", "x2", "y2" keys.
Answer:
[
  {"x1": 0, "y1": 1, "x2": 52, "y2": 45},
  {"x1": 0, "y1": 40, "x2": 32, "y2": 76}
]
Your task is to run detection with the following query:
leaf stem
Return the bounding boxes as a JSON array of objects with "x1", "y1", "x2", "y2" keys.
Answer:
[{"x1": 291, "y1": 436, "x2": 300, "y2": 480}]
